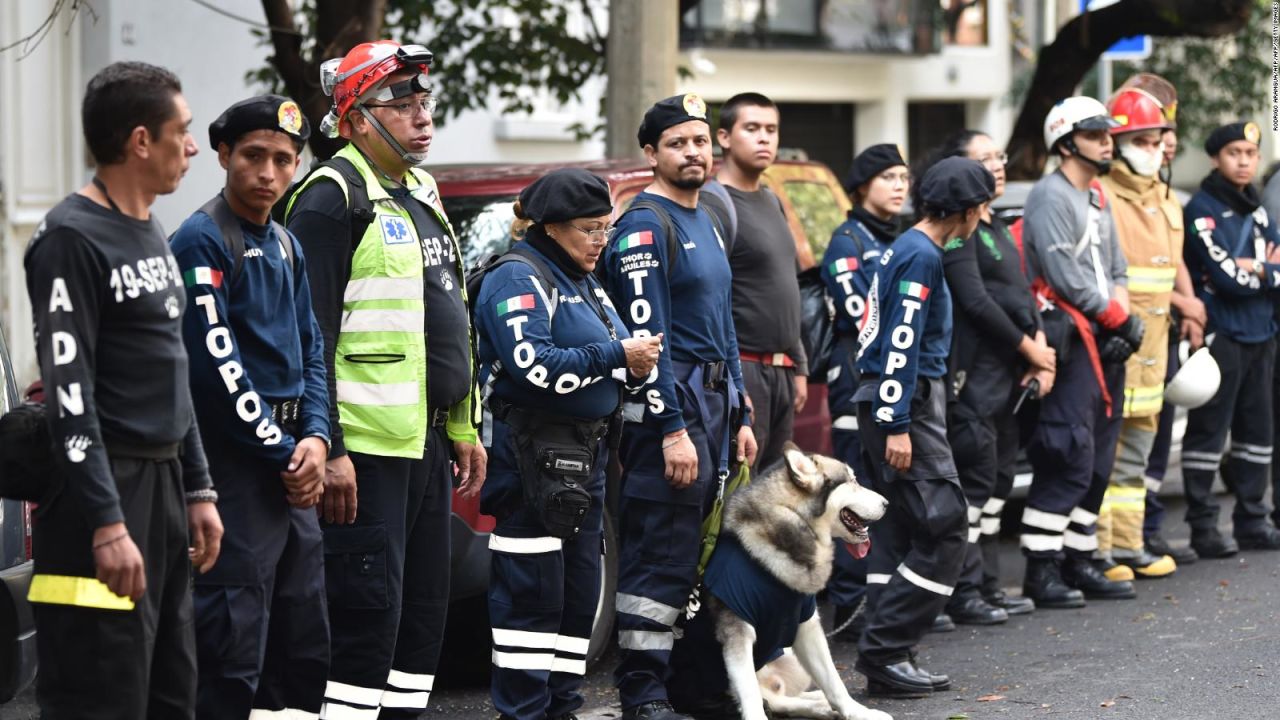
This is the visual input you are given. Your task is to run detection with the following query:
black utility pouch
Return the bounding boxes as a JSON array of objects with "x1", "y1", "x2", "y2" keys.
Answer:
[{"x1": 527, "y1": 442, "x2": 593, "y2": 539}]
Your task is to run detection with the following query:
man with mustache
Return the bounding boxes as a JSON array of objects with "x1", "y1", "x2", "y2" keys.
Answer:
[
  {"x1": 283, "y1": 40, "x2": 486, "y2": 719},
  {"x1": 601, "y1": 93, "x2": 757, "y2": 720}
]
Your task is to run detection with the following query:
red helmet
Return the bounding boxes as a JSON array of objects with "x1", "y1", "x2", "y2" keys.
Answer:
[
  {"x1": 319, "y1": 41, "x2": 432, "y2": 137},
  {"x1": 1107, "y1": 88, "x2": 1172, "y2": 135}
]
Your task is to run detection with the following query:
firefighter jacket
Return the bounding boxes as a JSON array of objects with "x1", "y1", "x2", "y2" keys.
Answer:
[{"x1": 1100, "y1": 162, "x2": 1182, "y2": 418}]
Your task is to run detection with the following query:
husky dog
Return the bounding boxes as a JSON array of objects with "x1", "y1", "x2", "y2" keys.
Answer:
[{"x1": 668, "y1": 443, "x2": 891, "y2": 720}]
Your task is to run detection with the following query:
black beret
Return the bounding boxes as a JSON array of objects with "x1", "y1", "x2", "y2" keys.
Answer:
[
  {"x1": 917, "y1": 157, "x2": 995, "y2": 215},
  {"x1": 518, "y1": 168, "x2": 613, "y2": 225},
  {"x1": 1204, "y1": 121, "x2": 1261, "y2": 156},
  {"x1": 209, "y1": 94, "x2": 310, "y2": 150},
  {"x1": 845, "y1": 143, "x2": 908, "y2": 193},
  {"x1": 637, "y1": 93, "x2": 710, "y2": 148}
]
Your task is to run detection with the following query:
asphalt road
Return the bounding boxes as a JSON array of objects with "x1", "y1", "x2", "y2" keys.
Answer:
[{"x1": 4, "y1": 497, "x2": 1278, "y2": 720}]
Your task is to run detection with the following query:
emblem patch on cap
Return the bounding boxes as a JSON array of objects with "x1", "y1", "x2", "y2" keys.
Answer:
[
  {"x1": 278, "y1": 100, "x2": 304, "y2": 136},
  {"x1": 1245, "y1": 122, "x2": 1261, "y2": 144},
  {"x1": 682, "y1": 93, "x2": 707, "y2": 119}
]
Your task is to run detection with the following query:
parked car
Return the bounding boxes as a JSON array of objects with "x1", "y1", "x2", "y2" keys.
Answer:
[
  {"x1": 434, "y1": 157, "x2": 850, "y2": 678},
  {"x1": 0, "y1": 321, "x2": 37, "y2": 702}
]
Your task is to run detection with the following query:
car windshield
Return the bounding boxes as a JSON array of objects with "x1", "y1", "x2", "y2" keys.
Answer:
[
  {"x1": 783, "y1": 179, "x2": 845, "y2": 260},
  {"x1": 443, "y1": 194, "x2": 519, "y2": 269}
]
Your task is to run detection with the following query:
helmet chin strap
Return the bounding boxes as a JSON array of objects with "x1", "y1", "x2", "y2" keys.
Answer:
[
  {"x1": 357, "y1": 106, "x2": 428, "y2": 167},
  {"x1": 1064, "y1": 136, "x2": 1111, "y2": 175}
]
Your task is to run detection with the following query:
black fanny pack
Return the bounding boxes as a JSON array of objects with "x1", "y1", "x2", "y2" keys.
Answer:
[
  {"x1": 0, "y1": 402, "x2": 54, "y2": 502},
  {"x1": 492, "y1": 399, "x2": 606, "y2": 539}
]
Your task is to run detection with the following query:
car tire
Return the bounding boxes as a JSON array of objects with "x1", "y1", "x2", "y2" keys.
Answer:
[{"x1": 587, "y1": 509, "x2": 618, "y2": 668}]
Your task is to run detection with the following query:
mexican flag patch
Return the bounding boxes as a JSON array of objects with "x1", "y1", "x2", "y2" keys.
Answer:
[
  {"x1": 496, "y1": 294, "x2": 536, "y2": 315},
  {"x1": 182, "y1": 267, "x2": 223, "y2": 288},
  {"x1": 617, "y1": 230, "x2": 654, "y2": 251},
  {"x1": 829, "y1": 257, "x2": 858, "y2": 274},
  {"x1": 1194, "y1": 217, "x2": 1215, "y2": 232},
  {"x1": 898, "y1": 281, "x2": 930, "y2": 300}
]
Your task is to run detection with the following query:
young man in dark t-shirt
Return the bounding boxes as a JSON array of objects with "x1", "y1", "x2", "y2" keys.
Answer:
[
  {"x1": 23, "y1": 61, "x2": 223, "y2": 720},
  {"x1": 703, "y1": 93, "x2": 807, "y2": 473}
]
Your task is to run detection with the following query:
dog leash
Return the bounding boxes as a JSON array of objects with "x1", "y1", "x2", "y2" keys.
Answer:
[{"x1": 826, "y1": 596, "x2": 866, "y2": 638}]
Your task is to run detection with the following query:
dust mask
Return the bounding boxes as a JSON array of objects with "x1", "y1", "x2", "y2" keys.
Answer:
[{"x1": 1119, "y1": 139, "x2": 1165, "y2": 178}]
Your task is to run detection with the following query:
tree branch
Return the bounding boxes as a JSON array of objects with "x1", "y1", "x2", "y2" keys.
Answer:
[{"x1": 1006, "y1": 0, "x2": 1252, "y2": 180}]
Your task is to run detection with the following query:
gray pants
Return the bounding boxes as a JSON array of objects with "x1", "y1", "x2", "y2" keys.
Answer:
[{"x1": 741, "y1": 360, "x2": 796, "y2": 473}]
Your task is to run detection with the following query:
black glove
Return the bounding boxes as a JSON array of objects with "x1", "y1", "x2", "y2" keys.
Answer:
[
  {"x1": 1117, "y1": 313, "x2": 1145, "y2": 349},
  {"x1": 1097, "y1": 333, "x2": 1136, "y2": 363}
]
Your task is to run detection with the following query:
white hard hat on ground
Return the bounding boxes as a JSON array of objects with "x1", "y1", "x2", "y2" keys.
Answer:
[{"x1": 1165, "y1": 346, "x2": 1221, "y2": 409}]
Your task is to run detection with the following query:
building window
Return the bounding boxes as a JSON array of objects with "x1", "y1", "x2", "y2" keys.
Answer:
[
  {"x1": 681, "y1": 0, "x2": 942, "y2": 54},
  {"x1": 941, "y1": 0, "x2": 988, "y2": 46}
]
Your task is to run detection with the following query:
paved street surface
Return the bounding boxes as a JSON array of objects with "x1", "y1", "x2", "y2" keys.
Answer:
[{"x1": 4, "y1": 498, "x2": 1278, "y2": 719}]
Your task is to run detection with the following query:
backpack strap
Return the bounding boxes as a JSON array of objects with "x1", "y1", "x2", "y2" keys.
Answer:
[
  {"x1": 699, "y1": 180, "x2": 738, "y2": 255},
  {"x1": 619, "y1": 197, "x2": 729, "y2": 277},
  {"x1": 199, "y1": 192, "x2": 297, "y2": 286},
  {"x1": 495, "y1": 244, "x2": 560, "y2": 319}
]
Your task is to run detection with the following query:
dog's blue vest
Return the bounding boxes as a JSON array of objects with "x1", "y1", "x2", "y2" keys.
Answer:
[{"x1": 668, "y1": 532, "x2": 818, "y2": 705}]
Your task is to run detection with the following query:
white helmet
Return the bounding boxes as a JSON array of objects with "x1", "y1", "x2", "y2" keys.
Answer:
[
  {"x1": 1043, "y1": 96, "x2": 1121, "y2": 151},
  {"x1": 1165, "y1": 347, "x2": 1221, "y2": 409}
]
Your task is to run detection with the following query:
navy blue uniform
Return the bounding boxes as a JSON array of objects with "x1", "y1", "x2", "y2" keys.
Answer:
[
  {"x1": 1180, "y1": 183, "x2": 1280, "y2": 540},
  {"x1": 667, "y1": 533, "x2": 817, "y2": 707},
  {"x1": 601, "y1": 192, "x2": 746, "y2": 711},
  {"x1": 170, "y1": 207, "x2": 331, "y2": 719},
  {"x1": 852, "y1": 228, "x2": 966, "y2": 667},
  {"x1": 818, "y1": 210, "x2": 892, "y2": 614},
  {"x1": 476, "y1": 242, "x2": 637, "y2": 720}
]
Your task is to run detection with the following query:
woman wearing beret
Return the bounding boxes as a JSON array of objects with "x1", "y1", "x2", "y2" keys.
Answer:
[
  {"x1": 920, "y1": 130, "x2": 1054, "y2": 624},
  {"x1": 476, "y1": 168, "x2": 662, "y2": 720},
  {"x1": 851, "y1": 157, "x2": 996, "y2": 698},
  {"x1": 818, "y1": 143, "x2": 909, "y2": 640}
]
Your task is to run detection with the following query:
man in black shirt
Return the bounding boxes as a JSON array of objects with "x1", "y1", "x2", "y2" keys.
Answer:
[
  {"x1": 703, "y1": 93, "x2": 807, "y2": 472},
  {"x1": 283, "y1": 41, "x2": 485, "y2": 718},
  {"x1": 23, "y1": 61, "x2": 223, "y2": 719}
]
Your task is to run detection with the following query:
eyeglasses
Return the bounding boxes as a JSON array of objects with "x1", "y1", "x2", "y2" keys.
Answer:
[
  {"x1": 364, "y1": 96, "x2": 437, "y2": 119},
  {"x1": 976, "y1": 152, "x2": 1008, "y2": 168},
  {"x1": 571, "y1": 223, "x2": 615, "y2": 244},
  {"x1": 880, "y1": 171, "x2": 911, "y2": 186}
]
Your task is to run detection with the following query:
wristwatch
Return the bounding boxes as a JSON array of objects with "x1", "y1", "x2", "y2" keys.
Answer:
[{"x1": 309, "y1": 434, "x2": 333, "y2": 454}]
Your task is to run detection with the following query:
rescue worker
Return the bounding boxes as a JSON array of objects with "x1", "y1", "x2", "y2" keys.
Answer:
[
  {"x1": 819, "y1": 143, "x2": 909, "y2": 640},
  {"x1": 1020, "y1": 96, "x2": 1140, "y2": 606},
  {"x1": 23, "y1": 61, "x2": 223, "y2": 719},
  {"x1": 702, "y1": 92, "x2": 808, "y2": 472},
  {"x1": 283, "y1": 40, "x2": 488, "y2": 718},
  {"x1": 852, "y1": 156, "x2": 994, "y2": 698},
  {"x1": 1117, "y1": 77, "x2": 1206, "y2": 566},
  {"x1": 1180, "y1": 121, "x2": 1280, "y2": 556},
  {"x1": 601, "y1": 93, "x2": 758, "y2": 720},
  {"x1": 477, "y1": 169, "x2": 662, "y2": 720},
  {"x1": 929, "y1": 130, "x2": 1052, "y2": 623},
  {"x1": 170, "y1": 95, "x2": 331, "y2": 718},
  {"x1": 1093, "y1": 88, "x2": 1186, "y2": 580}
]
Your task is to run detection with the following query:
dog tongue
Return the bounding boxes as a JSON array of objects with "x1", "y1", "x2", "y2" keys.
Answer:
[{"x1": 843, "y1": 539, "x2": 871, "y2": 560}]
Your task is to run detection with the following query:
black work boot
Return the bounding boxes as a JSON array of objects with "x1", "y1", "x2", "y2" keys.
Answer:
[
  {"x1": 929, "y1": 613, "x2": 956, "y2": 633},
  {"x1": 855, "y1": 657, "x2": 934, "y2": 698},
  {"x1": 1146, "y1": 533, "x2": 1198, "y2": 564},
  {"x1": 1022, "y1": 557, "x2": 1085, "y2": 609},
  {"x1": 1236, "y1": 525, "x2": 1280, "y2": 551},
  {"x1": 621, "y1": 701, "x2": 692, "y2": 720},
  {"x1": 983, "y1": 589, "x2": 1035, "y2": 616},
  {"x1": 1190, "y1": 528, "x2": 1239, "y2": 558},
  {"x1": 946, "y1": 595, "x2": 1009, "y2": 625},
  {"x1": 1061, "y1": 556, "x2": 1137, "y2": 599}
]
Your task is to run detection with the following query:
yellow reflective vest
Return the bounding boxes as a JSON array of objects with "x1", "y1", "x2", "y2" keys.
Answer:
[
  {"x1": 286, "y1": 144, "x2": 477, "y2": 458},
  {"x1": 1100, "y1": 162, "x2": 1183, "y2": 419}
]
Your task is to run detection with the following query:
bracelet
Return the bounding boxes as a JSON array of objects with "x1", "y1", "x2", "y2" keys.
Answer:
[
  {"x1": 662, "y1": 431, "x2": 688, "y2": 450},
  {"x1": 93, "y1": 532, "x2": 128, "y2": 550},
  {"x1": 185, "y1": 488, "x2": 219, "y2": 505}
]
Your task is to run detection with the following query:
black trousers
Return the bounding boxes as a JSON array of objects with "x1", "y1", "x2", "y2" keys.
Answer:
[
  {"x1": 1181, "y1": 336, "x2": 1276, "y2": 536},
  {"x1": 320, "y1": 428, "x2": 453, "y2": 719},
  {"x1": 740, "y1": 360, "x2": 796, "y2": 474},
  {"x1": 855, "y1": 378, "x2": 967, "y2": 666},
  {"x1": 33, "y1": 455, "x2": 196, "y2": 720},
  {"x1": 194, "y1": 434, "x2": 329, "y2": 719},
  {"x1": 947, "y1": 390, "x2": 1019, "y2": 603}
]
